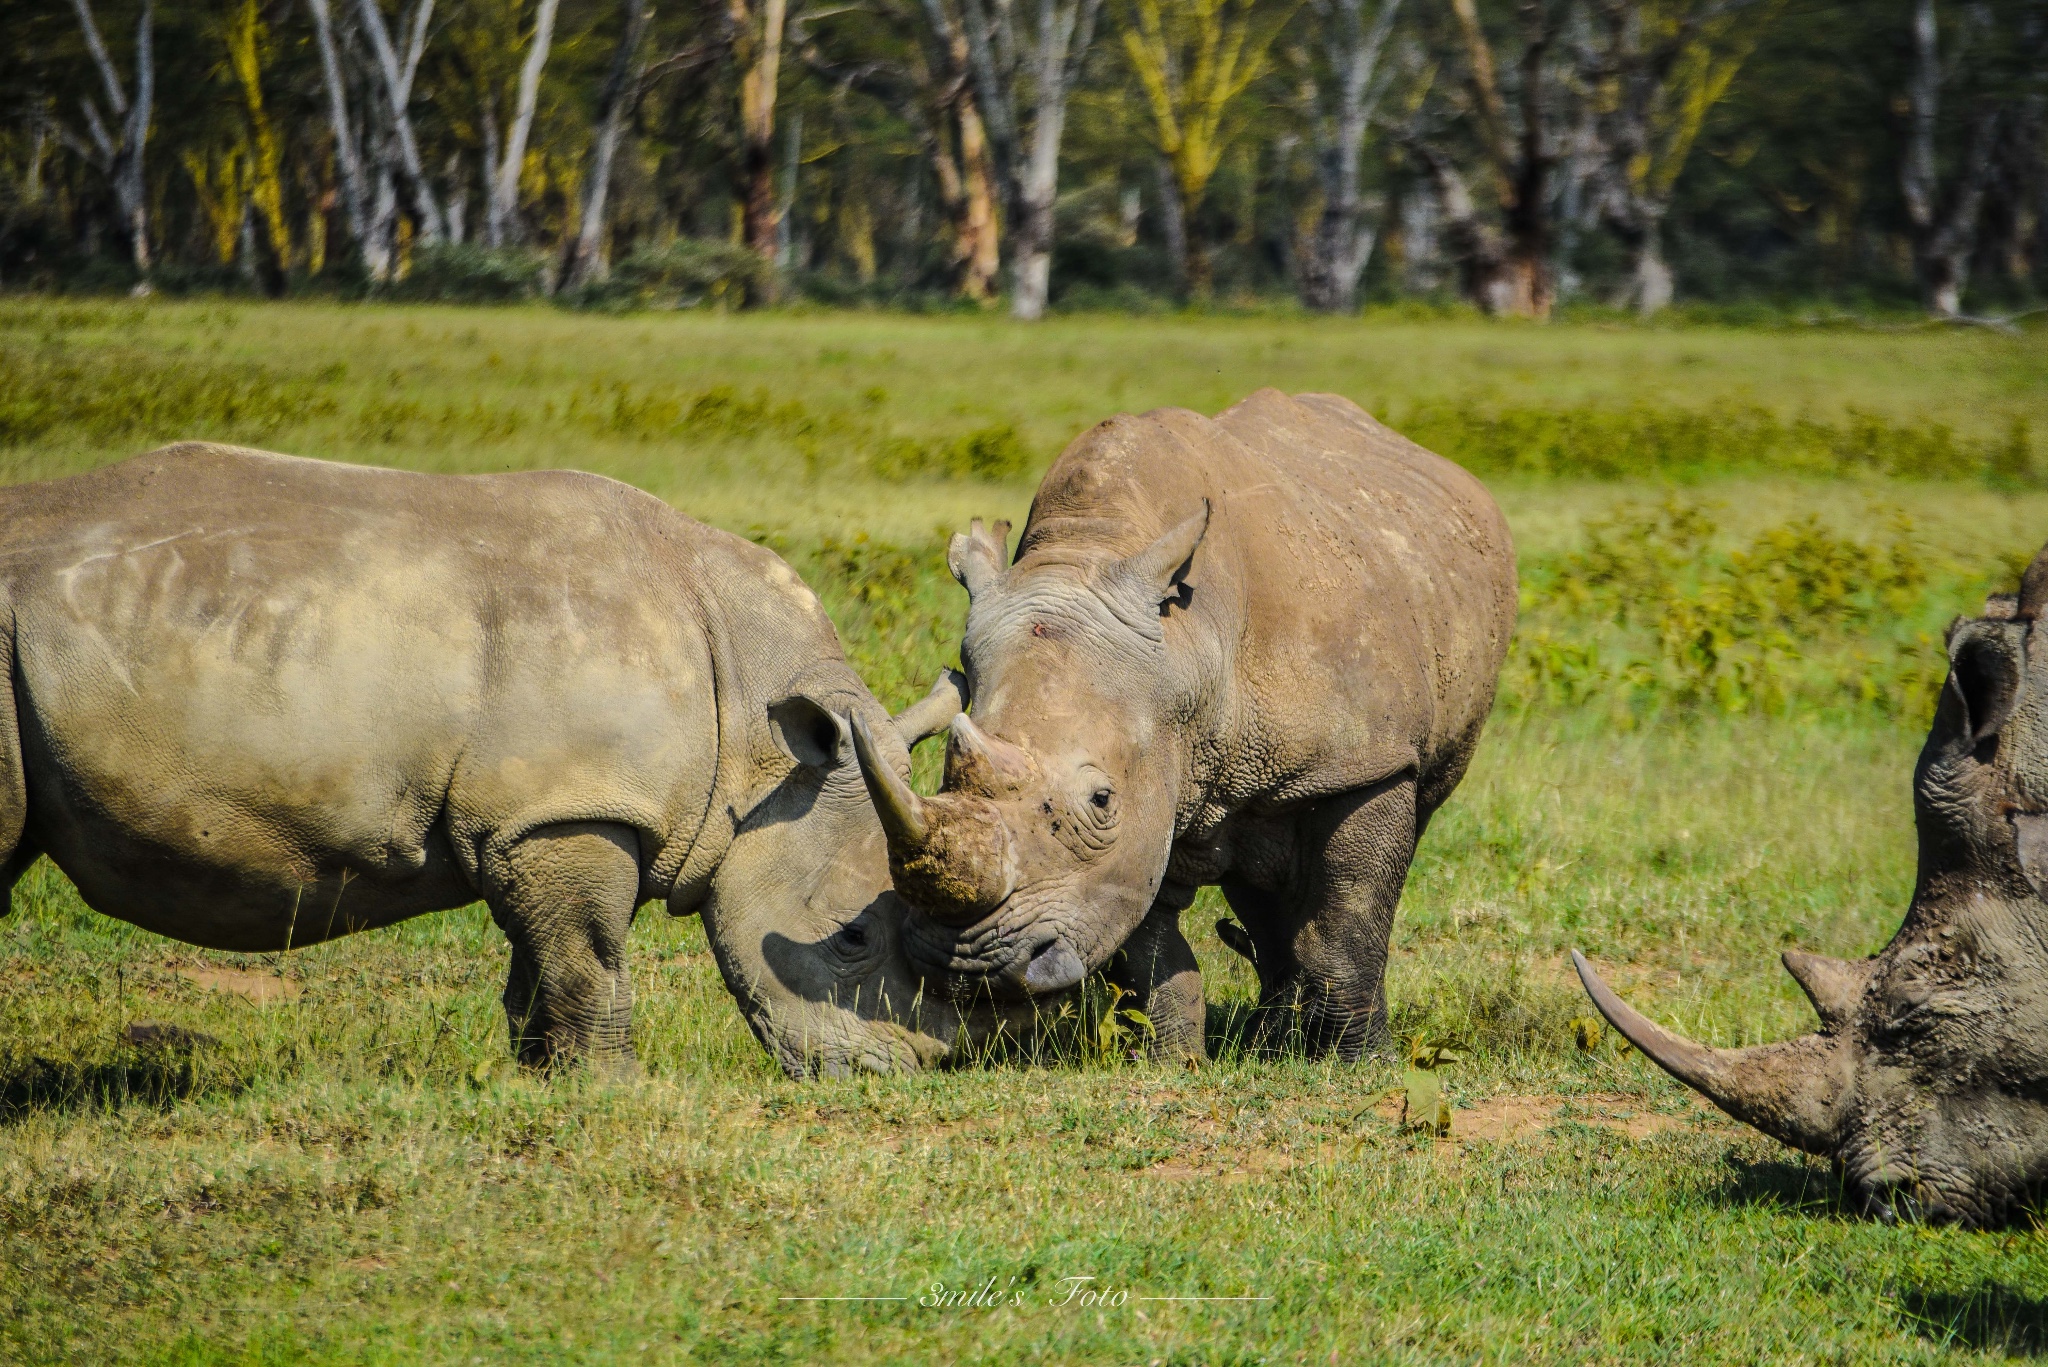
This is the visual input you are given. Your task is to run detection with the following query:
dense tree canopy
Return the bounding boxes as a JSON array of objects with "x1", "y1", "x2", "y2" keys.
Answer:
[{"x1": 1, "y1": 0, "x2": 2042, "y2": 315}]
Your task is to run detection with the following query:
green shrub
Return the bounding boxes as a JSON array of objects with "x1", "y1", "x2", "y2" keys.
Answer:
[
  {"x1": 0, "y1": 342, "x2": 336, "y2": 448},
  {"x1": 385, "y1": 244, "x2": 549, "y2": 303},
  {"x1": 868, "y1": 424, "x2": 1034, "y2": 482},
  {"x1": 568, "y1": 240, "x2": 769, "y2": 311},
  {"x1": 1390, "y1": 399, "x2": 2038, "y2": 484},
  {"x1": 1504, "y1": 498, "x2": 1986, "y2": 720}
]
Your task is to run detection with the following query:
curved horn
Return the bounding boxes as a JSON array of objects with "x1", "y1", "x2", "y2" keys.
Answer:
[
  {"x1": 892, "y1": 669, "x2": 968, "y2": 747},
  {"x1": 944, "y1": 712, "x2": 1039, "y2": 795},
  {"x1": 851, "y1": 712, "x2": 927, "y2": 846},
  {"x1": 1572, "y1": 950, "x2": 1848, "y2": 1156},
  {"x1": 1781, "y1": 950, "x2": 1872, "y2": 1029},
  {"x1": 854, "y1": 715, "x2": 1016, "y2": 926}
]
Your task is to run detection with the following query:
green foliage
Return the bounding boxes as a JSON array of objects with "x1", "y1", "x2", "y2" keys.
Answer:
[
  {"x1": 383, "y1": 245, "x2": 551, "y2": 303},
  {"x1": 0, "y1": 341, "x2": 336, "y2": 449},
  {"x1": 868, "y1": 424, "x2": 1035, "y2": 481},
  {"x1": 566, "y1": 241, "x2": 771, "y2": 312},
  {"x1": 756, "y1": 531, "x2": 961, "y2": 713},
  {"x1": 1505, "y1": 499, "x2": 1970, "y2": 719},
  {"x1": 1396, "y1": 399, "x2": 2043, "y2": 484}
]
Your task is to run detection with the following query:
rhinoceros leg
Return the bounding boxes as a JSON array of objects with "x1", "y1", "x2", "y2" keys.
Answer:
[
  {"x1": 0, "y1": 617, "x2": 26, "y2": 919},
  {"x1": 482, "y1": 821, "x2": 642, "y2": 1073},
  {"x1": 1234, "y1": 774, "x2": 1417, "y2": 1061},
  {"x1": 1104, "y1": 891, "x2": 1206, "y2": 1063}
]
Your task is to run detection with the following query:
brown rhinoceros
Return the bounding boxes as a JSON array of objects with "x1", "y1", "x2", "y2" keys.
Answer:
[
  {"x1": 1577, "y1": 545, "x2": 2048, "y2": 1228},
  {"x1": 0, "y1": 443, "x2": 1018, "y2": 1077},
  {"x1": 848, "y1": 389, "x2": 1518, "y2": 1060}
]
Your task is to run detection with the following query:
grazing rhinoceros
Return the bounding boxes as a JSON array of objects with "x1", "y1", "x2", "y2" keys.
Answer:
[
  {"x1": 0, "y1": 443, "x2": 1016, "y2": 1077},
  {"x1": 848, "y1": 389, "x2": 1517, "y2": 1060},
  {"x1": 1576, "y1": 545, "x2": 2048, "y2": 1228}
]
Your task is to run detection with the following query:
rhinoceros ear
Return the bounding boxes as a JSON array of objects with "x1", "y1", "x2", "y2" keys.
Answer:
[
  {"x1": 1946, "y1": 618, "x2": 2027, "y2": 744},
  {"x1": 1114, "y1": 502, "x2": 1210, "y2": 614},
  {"x1": 948, "y1": 519, "x2": 1011, "y2": 599},
  {"x1": 766, "y1": 695, "x2": 852, "y2": 769}
]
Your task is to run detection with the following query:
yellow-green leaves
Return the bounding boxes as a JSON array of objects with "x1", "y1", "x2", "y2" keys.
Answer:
[{"x1": 1402, "y1": 1035, "x2": 1462, "y2": 1138}]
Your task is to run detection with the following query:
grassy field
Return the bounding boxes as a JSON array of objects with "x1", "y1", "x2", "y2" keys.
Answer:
[{"x1": 6, "y1": 302, "x2": 2048, "y2": 1363}]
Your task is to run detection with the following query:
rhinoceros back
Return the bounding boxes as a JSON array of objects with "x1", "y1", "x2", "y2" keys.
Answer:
[{"x1": 0, "y1": 444, "x2": 786, "y2": 951}]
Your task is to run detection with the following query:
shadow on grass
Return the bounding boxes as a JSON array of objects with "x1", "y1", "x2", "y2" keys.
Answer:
[
  {"x1": 0, "y1": 1049, "x2": 240, "y2": 1123},
  {"x1": 1707, "y1": 1152, "x2": 1859, "y2": 1219},
  {"x1": 1206, "y1": 1000, "x2": 1259, "y2": 1060},
  {"x1": 1900, "y1": 1285, "x2": 2048, "y2": 1357}
]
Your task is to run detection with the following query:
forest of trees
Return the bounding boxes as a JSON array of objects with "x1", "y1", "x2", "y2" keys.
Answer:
[{"x1": 1, "y1": 0, "x2": 2044, "y2": 317}]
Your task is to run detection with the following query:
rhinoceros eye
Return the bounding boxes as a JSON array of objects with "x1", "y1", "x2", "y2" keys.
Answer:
[
  {"x1": 833, "y1": 919, "x2": 870, "y2": 952},
  {"x1": 1091, "y1": 788, "x2": 1113, "y2": 809}
]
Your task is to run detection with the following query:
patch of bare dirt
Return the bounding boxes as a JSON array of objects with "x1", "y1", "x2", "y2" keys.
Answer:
[
  {"x1": 1366, "y1": 1091, "x2": 1717, "y2": 1144},
  {"x1": 1144, "y1": 1149, "x2": 1298, "y2": 1182},
  {"x1": 175, "y1": 966, "x2": 301, "y2": 1004}
]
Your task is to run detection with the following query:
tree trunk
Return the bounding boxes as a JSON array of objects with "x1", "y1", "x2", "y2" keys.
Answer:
[
  {"x1": 1011, "y1": 192, "x2": 1055, "y2": 319},
  {"x1": 954, "y1": 0, "x2": 1102, "y2": 318},
  {"x1": 1900, "y1": 0, "x2": 2001, "y2": 317},
  {"x1": 564, "y1": 0, "x2": 655, "y2": 290},
  {"x1": 1501, "y1": 2, "x2": 1555, "y2": 319},
  {"x1": 1296, "y1": 0, "x2": 1399, "y2": 313},
  {"x1": 956, "y1": 100, "x2": 1001, "y2": 301},
  {"x1": 69, "y1": 0, "x2": 155, "y2": 273},
  {"x1": 1155, "y1": 156, "x2": 1189, "y2": 292},
  {"x1": 1626, "y1": 221, "x2": 1673, "y2": 316},
  {"x1": 352, "y1": 0, "x2": 444, "y2": 244},
  {"x1": 1409, "y1": 139, "x2": 1515, "y2": 313},
  {"x1": 487, "y1": 0, "x2": 562, "y2": 247},
  {"x1": 1005, "y1": 0, "x2": 1090, "y2": 321},
  {"x1": 305, "y1": 0, "x2": 374, "y2": 274},
  {"x1": 735, "y1": 0, "x2": 789, "y2": 279}
]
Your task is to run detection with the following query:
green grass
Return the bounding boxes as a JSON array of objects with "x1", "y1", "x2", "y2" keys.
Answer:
[{"x1": 7, "y1": 301, "x2": 2048, "y2": 1362}]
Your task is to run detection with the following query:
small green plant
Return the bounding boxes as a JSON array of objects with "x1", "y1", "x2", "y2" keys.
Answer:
[{"x1": 1401, "y1": 1035, "x2": 1463, "y2": 1137}]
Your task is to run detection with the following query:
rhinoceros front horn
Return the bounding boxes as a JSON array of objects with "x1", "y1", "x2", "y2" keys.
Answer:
[
  {"x1": 851, "y1": 712, "x2": 928, "y2": 845},
  {"x1": 852, "y1": 714, "x2": 1018, "y2": 926},
  {"x1": 1571, "y1": 950, "x2": 1847, "y2": 1156}
]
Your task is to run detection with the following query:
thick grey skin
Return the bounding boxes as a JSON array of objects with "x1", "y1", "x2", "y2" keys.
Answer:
[
  {"x1": 868, "y1": 391, "x2": 1517, "y2": 1060},
  {"x1": 1578, "y1": 544, "x2": 2048, "y2": 1229},
  {"x1": 0, "y1": 444, "x2": 1014, "y2": 1077}
]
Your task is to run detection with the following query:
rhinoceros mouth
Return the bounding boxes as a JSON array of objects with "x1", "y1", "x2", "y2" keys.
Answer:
[{"x1": 897, "y1": 903, "x2": 1087, "y2": 1001}]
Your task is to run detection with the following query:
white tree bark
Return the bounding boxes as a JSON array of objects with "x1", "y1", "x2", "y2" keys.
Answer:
[
  {"x1": 1296, "y1": 0, "x2": 1400, "y2": 311},
  {"x1": 564, "y1": 0, "x2": 655, "y2": 288},
  {"x1": 1901, "y1": 0, "x2": 2002, "y2": 317},
  {"x1": 68, "y1": 0, "x2": 155, "y2": 272},
  {"x1": 486, "y1": 0, "x2": 563, "y2": 247},
  {"x1": 353, "y1": 0, "x2": 445, "y2": 244},
  {"x1": 956, "y1": 0, "x2": 1102, "y2": 318},
  {"x1": 305, "y1": 0, "x2": 378, "y2": 274}
]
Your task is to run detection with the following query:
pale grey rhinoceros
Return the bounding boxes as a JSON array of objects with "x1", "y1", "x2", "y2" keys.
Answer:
[
  {"x1": 1577, "y1": 544, "x2": 2048, "y2": 1228},
  {"x1": 849, "y1": 389, "x2": 1518, "y2": 1060},
  {"x1": 0, "y1": 443, "x2": 1013, "y2": 1077}
]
